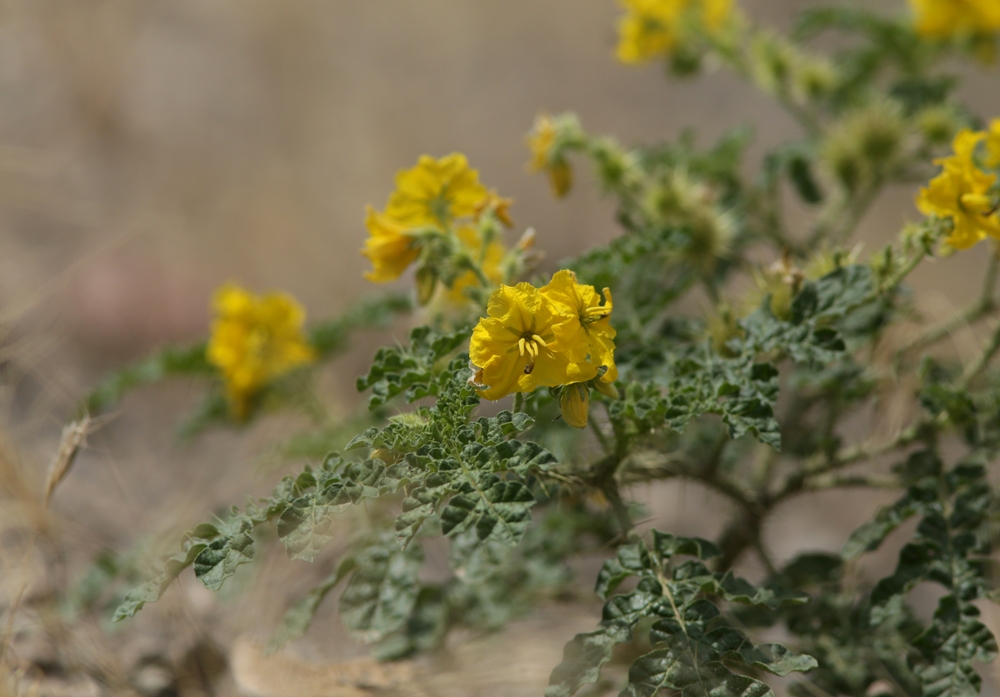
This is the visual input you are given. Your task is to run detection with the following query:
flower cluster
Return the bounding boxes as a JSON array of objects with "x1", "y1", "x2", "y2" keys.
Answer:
[
  {"x1": 206, "y1": 284, "x2": 315, "y2": 419},
  {"x1": 615, "y1": 0, "x2": 733, "y2": 64},
  {"x1": 909, "y1": 0, "x2": 1000, "y2": 41},
  {"x1": 916, "y1": 124, "x2": 1000, "y2": 250},
  {"x1": 469, "y1": 270, "x2": 616, "y2": 428},
  {"x1": 361, "y1": 153, "x2": 519, "y2": 309}
]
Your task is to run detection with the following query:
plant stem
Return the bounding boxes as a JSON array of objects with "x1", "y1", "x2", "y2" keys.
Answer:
[
  {"x1": 894, "y1": 247, "x2": 999, "y2": 361},
  {"x1": 959, "y1": 319, "x2": 1000, "y2": 389}
]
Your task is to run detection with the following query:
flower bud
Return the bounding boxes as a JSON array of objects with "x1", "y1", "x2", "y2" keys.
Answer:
[
  {"x1": 516, "y1": 228, "x2": 537, "y2": 252},
  {"x1": 415, "y1": 265, "x2": 438, "y2": 306},
  {"x1": 559, "y1": 383, "x2": 590, "y2": 429},
  {"x1": 915, "y1": 105, "x2": 962, "y2": 147},
  {"x1": 592, "y1": 379, "x2": 619, "y2": 400},
  {"x1": 549, "y1": 157, "x2": 573, "y2": 198}
]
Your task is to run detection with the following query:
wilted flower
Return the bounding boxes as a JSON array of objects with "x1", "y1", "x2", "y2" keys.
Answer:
[{"x1": 206, "y1": 284, "x2": 315, "y2": 418}]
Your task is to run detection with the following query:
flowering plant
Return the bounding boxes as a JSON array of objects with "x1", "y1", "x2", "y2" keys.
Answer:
[{"x1": 78, "y1": 1, "x2": 1000, "y2": 695}]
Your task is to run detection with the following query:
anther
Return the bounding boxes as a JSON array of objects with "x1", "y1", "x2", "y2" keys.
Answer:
[
  {"x1": 531, "y1": 334, "x2": 547, "y2": 347},
  {"x1": 518, "y1": 338, "x2": 526, "y2": 356}
]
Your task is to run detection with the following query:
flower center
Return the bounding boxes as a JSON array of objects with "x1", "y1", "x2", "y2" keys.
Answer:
[
  {"x1": 518, "y1": 334, "x2": 549, "y2": 374},
  {"x1": 582, "y1": 305, "x2": 610, "y2": 323}
]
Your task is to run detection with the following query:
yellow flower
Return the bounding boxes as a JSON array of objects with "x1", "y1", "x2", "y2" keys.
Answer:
[
  {"x1": 385, "y1": 153, "x2": 488, "y2": 227},
  {"x1": 916, "y1": 129, "x2": 1000, "y2": 250},
  {"x1": 559, "y1": 383, "x2": 591, "y2": 429},
  {"x1": 206, "y1": 284, "x2": 315, "y2": 418},
  {"x1": 987, "y1": 119, "x2": 1000, "y2": 168},
  {"x1": 909, "y1": 0, "x2": 1000, "y2": 39},
  {"x1": 541, "y1": 270, "x2": 618, "y2": 383},
  {"x1": 446, "y1": 226, "x2": 506, "y2": 305},
  {"x1": 470, "y1": 283, "x2": 597, "y2": 400},
  {"x1": 616, "y1": 0, "x2": 732, "y2": 64},
  {"x1": 527, "y1": 114, "x2": 573, "y2": 198},
  {"x1": 361, "y1": 206, "x2": 421, "y2": 282}
]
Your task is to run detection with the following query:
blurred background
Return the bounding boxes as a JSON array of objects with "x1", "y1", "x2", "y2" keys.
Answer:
[{"x1": 1, "y1": 1, "x2": 1000, "y2": 695}]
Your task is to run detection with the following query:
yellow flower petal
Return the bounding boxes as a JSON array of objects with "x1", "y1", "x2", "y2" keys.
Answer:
[
  {"x1": 361, "y1": 206, "x2": 421, "y2": 282},
  {"x1": 615, "y1": 0, "x2": 732, "y2": 64},
  {"x1": 542, "y1": 270, "x2": 619, "y2": 383},
  {"x1": 909, "y1": 0, "x2": 1000, "y2": 39},
  {"x1": 385, "y1": 153, "x2": 488, "y2": 227},
  {"x1": 987, "y1": 118, "x2": 1000, "y2": 169},
  {"x1": 469, "y1": 282, "x2": 595, "y2": 400},
  {"x1": 916, "y1": 129, "x2": 1000, "y2": 251}
]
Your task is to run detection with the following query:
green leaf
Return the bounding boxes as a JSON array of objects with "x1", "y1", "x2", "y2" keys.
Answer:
[
  {"x1": 356, "y1": 325, "x2": 470, "y2": 407},
  {"x1": 716, "y1": 572, "x2": 810, "y2": 609},
  {"x1": 439, "y1": 477, "x2": 535, "y2": 546},
  {"x1": 623, "y1": 644, "x2": 772, "y2": 697},
  {"x1": 552, "y1": 531, "x2": 813, "y2": 696},
  {"x1": 913, "y1": 595, "x2": 999, "y2": 697},
  {"x1": 192, "y1": 517, "x2": 256, "y2": 591},
  {"x1": 113, "y1": 539, "x2": 208, "y2": 621},
  {"x1": 853, "y1": 454, "x2": 999, "y2": 696},
  {"x1": 842, "y1": 495, "x2": 920, "y2": 559},
  {"x1": 652, "y1": 532, "x2": 721, "y2": 561},
  {"x1": 268, "y1": 556, "x2": 358, "y2": 651},
  {"x1": 545, "y1": 626, "x2": 632, "y2": 697},
  {"x1": 339, "y1": 536, "x2": 424, "y2": 643}
]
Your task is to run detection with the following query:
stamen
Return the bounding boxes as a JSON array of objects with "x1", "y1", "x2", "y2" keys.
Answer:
[
  {"x1": 531, "y1": 334, "x2": 547, "y2": 347},
  {"x1": 518, "y1": 338, "x2": 526, "y2": 356},
  {"x1": 526, "y1": 341, "x2": 537, "y2": 357}
]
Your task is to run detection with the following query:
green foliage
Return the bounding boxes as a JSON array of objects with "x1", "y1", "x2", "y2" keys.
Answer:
[
  {"x1": 547, "y1": 532, "x2": 814, "y2": 697},
  {"x1": 845, "y1": 450, "x2": 999, "y2": 697},
  {"x1": 93, "y1": 4, "x2": 1000, "y2": 696},
  {"x1": 356, "y1": 325, "x2": 470, "y2": 407}
]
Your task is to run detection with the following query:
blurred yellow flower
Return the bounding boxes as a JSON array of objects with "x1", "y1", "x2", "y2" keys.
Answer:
[
  {"x1": 469, "y1": 283, "x2": 596, "y2": 400},
  {"x1": 386, "y1": 153, "x2": 488, "y2": 227},
  {"x1": 909, "y1": 0, "x2": 1000, "y2": 39},
  {"x1": 616, "y1": 0, "x2": 732, "y2": 64},
  {"x1": 446, "y1": 226, "x2": 506, "y2": 305},
  {"x1": 987, "y1": 118, "x2": 1000, "y2": 168},
  {"x1": 206, "y1": 284, "x2": 315, "y2": 418},
  {"x1": 527, "y1": 114, "x2": 573, "y2": 198},
  {"x1": 916, "y1": 129, "x2": 1000, "y2": 249},
  {"x1": 361, "y1": 206, "x2": 421, "y2": 282},
  {"x1": 541, "y1": 270, "x2": 618, "y2": 383}
]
